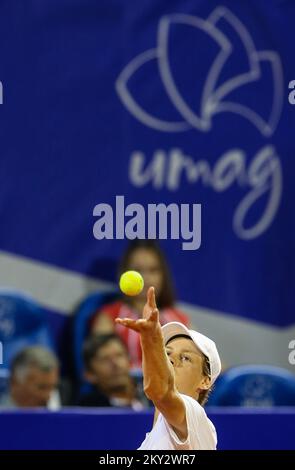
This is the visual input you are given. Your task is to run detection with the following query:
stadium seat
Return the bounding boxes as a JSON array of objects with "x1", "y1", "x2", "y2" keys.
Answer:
[
  {"x1": 207, "y1": 365, "x2": 295, "y2": 406},
  {"x1": 72, "y1": 290, "x2": 119, "y2": 384}
]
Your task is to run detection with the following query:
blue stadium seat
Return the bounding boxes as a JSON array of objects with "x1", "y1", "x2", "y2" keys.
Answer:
[
  {"x1": 207, "y1": 365, "x2": 295, "y2": 406},
  {"x1": 0, "y1": 289, "x2": 54, "y2": 396},
  {"x1": 72, "y1": 290, "x2": 119, "y2": 384}
]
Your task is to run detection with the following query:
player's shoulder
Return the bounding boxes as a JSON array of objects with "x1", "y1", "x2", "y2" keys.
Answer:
[
  {"x1": 179, "y1": 393, "x2": 203, "y2": 412},
  {"x1": 179, "y1": 393, "x2": 211, "y2": 421},
  {"x1": 179, "y1": 394, "x2": 217, "y2": 441},
  {"x1": 176, "y1": 394, "x2": 216, "y2": 449}
]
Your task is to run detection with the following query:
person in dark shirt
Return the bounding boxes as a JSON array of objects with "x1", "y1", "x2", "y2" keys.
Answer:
[{"x1": 77, "y1": 333, "x2": 148, "y2": 409}]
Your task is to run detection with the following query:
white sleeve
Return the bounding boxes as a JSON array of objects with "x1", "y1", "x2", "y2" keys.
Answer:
[{"x1": 163, "y1": 394, "x2": 217, "y2": 450}]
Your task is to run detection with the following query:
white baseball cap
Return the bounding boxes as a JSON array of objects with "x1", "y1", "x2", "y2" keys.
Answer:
[{"x1": 161, "y1": 322, "x2": 221, "y2": 384}]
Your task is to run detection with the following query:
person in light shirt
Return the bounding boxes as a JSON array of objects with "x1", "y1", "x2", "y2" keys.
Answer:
[{"x1": 116, "y1": 287, "x2": 221, "y2": 450}]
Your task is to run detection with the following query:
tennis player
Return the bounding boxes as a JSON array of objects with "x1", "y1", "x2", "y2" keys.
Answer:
[{"x1": 116, "y1": 286, "x2": 221, "y2": 450}]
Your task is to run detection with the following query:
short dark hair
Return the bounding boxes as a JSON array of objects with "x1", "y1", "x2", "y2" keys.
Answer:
[
  {"x1": 118, "y1": 240, "x2": 175, "y2": 309},
  {"x1": 83, "y1": 334, "x2": 128, "y2": 372}
]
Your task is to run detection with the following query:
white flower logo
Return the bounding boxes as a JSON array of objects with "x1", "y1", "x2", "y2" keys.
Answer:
[{"x1": 116, "y1": 7, "x2": 283, "y2": 136}]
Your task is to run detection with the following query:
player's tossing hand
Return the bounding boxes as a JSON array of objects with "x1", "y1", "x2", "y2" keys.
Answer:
[{"x1": 115, "y1": 286, "x2": 160, "y2": 333}]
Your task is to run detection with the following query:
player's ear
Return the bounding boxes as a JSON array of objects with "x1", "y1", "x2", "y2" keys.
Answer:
[{"x1": 199, "y1": 375, "x2": 211, "y2": 391}]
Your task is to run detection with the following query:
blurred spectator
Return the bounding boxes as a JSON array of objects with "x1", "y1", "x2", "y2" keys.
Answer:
[
  {"x1": 91, "y1": 240, "x2": 190, "y2": 368},
  {"x1": 0, "y1": 346, "x2": 68, "y2": 409},
  {"x1": 77, "y1": 333, "x2": 149, "y2": 409}
]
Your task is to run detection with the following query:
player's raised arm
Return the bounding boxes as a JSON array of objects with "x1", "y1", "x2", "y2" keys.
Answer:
[{"x1": 115, "y1": 287, "x2": 187, "y2": 438}]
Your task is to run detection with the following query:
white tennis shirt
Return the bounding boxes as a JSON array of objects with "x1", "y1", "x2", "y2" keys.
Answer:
[{"x1": 138, "y1": 394, "x2": 217, "y2": 450}]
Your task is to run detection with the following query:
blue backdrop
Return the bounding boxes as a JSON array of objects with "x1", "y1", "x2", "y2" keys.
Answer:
[{"x1": 0, "y1": 0, "x2": 294, "y2": 328}]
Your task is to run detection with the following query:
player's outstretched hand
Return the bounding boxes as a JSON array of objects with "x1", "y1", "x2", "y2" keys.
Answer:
[{"x1": 115, "y1": 287, "x2": 160, "y2": 333}]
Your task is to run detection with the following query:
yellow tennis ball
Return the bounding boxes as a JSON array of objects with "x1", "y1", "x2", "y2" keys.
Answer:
[{"x1": 119, "y1": 270, "x2": 144, "y2": 296}]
